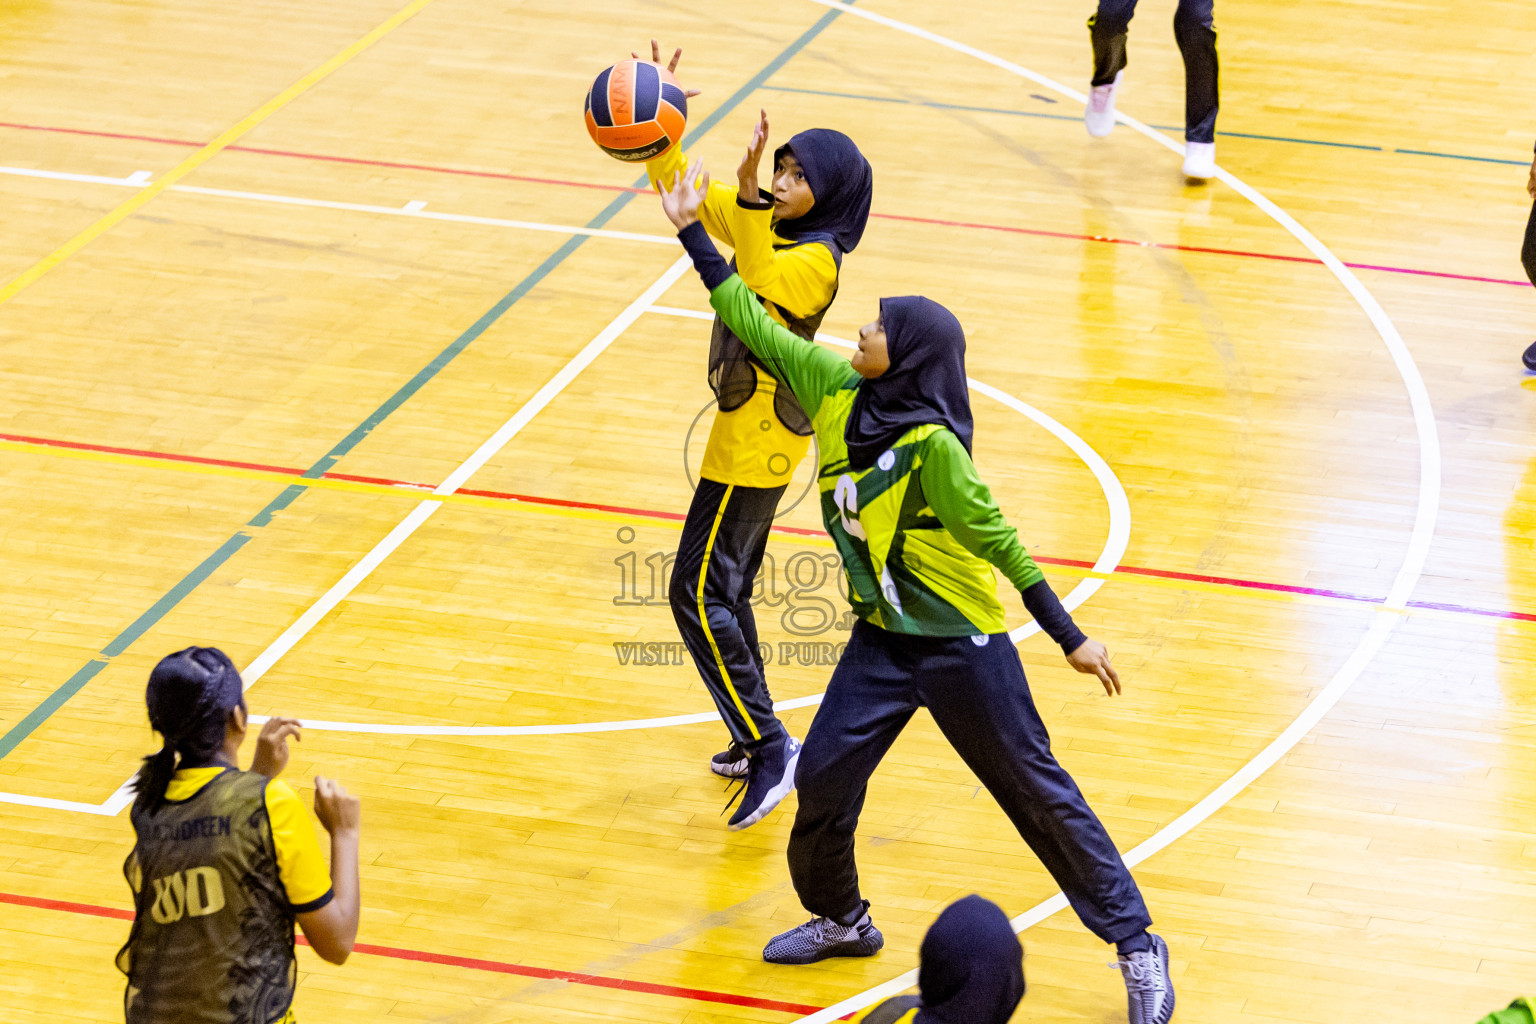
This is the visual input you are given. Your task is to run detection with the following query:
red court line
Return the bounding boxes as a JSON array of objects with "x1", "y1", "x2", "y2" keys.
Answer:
[
  {"x1": 1, "y1": 119, "x2": 1528, "y2": 289},
  {"x1": 873, "y1": 212, "x2": 1534, "y2": 288},
  {"x1": 6, "y1": 429, "x2": 1534, "y2": 624},
  {"x1": 0, "y1": 891, "x2": 826, "y2": 1016}
]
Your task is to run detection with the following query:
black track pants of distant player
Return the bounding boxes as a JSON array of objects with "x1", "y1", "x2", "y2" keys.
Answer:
[
  {"x1": 1523, "y1": 197, "x2": 1536, "y2": 289},
  {"x1": 787, "y1": 620, "x2": 1152, "y2": 944},
  {"x1": 670, "y1": 479, "x2": 787, "y2": 749},
  {"x1": 1089, "y1": 0, "x2": 1219, "y2": 143}
]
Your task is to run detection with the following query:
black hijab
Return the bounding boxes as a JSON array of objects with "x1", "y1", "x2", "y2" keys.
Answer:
[
  {"x1": 844, "y1": 295, "x2": 974, "y2": 472},
  {"x1": 915, "y1": 895, "x2": 1026, "y2": 1024},
  {"x1": 773, "y1": 128, "x2": 873, "y2": 255}
]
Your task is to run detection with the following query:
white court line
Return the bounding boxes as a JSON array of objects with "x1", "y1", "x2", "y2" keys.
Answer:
[
  {"x1": 1, "y1": 254, "x2": 692, "y2": 818},
  {"x1": 0, "y1": 164, "x2": 148, "y2": 188},
  {"x1": 272, "y1": 307, "x2": 1131, "y2": 736},
  {"x1": 0, "y1": 163, "x2": 678, "y2": 247},
  {"x1": 786, "y1": 3, "x2": 1442, "y2": 1021}
]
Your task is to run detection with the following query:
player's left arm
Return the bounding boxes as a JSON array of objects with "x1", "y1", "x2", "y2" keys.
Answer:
[
  {"x1": 728, "y1": 108, "x2": 838, "y2": 318},
  {"x1": 921, "y1": 431, "x2": 1121, "y2": 695}
]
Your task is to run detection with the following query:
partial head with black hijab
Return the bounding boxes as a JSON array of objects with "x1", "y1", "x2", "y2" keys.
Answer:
[
  {"x1": 914, "y1": 895, "x2": 1026, "y2": 1024},
  {"x1": 773, "y1": 128, "x2": 874, "y2": 256},
  {"x1": 844, "y1": 295, "x2": 974, "y2": 472}
]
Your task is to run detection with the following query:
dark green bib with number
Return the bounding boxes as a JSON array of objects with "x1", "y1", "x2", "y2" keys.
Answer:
[{"x1": 118, "y1": 769, "x2": 297, "y2": 1024}]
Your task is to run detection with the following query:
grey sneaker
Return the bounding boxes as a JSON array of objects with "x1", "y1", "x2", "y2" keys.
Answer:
[
  {"x1": 1114, "y1": 933, "x2": 1174, "y2": 1024},
  {"x1": 763, "y1": 908, "x2": 884, "y2": 965}
]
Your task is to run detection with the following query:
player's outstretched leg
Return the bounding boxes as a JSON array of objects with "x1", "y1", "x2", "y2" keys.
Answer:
[
  {"x1": 919, "y1": 633, "x2": 1173, "y2": 1024},
  {"x1": 1173, "y1": 0, "x2": 1219, "y2": 179},
  {"x1": 766, "y1": 623, "x2": 916, "y2": 964},
  {"x1": 1086, "y1": 0, "x2": 1138, "y2": 136}
]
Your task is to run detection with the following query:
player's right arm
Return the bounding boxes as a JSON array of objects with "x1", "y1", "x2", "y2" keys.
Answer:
[{"x1": 647, "y1": 147, "x2": 737, "y2": 245}]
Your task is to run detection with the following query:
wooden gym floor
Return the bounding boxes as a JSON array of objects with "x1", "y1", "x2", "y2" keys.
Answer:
[{"x1": 1, "y1": 0, "x2": 1534, "y2": 1021}]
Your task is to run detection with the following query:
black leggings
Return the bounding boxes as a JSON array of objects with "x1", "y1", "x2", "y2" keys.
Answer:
[{"x1": 1090, "y1": 0, "x2": 1219, "y2": 143}]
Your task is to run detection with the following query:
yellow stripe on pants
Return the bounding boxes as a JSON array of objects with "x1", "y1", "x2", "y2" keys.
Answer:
[{"x1": 695, "y1": 484, "x2": 762, "y2": 742}]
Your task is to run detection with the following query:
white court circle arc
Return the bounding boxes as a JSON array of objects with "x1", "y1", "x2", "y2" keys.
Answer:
[{"x1": 276, "y1": 310, "x2": 1132, "y2": 737}]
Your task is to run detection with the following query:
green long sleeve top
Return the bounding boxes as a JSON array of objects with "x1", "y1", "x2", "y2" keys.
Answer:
[{"x1": 706, "y1": 271, "x2": 1053, "y2": 636}]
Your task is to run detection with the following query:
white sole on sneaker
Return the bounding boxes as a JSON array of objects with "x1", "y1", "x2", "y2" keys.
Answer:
[
  {"x1": 710, "y1": 757, "x2": 749, "y2": 779},
  {"x1": 727, "y1": 742, "x2": 801, "y2": 831}
]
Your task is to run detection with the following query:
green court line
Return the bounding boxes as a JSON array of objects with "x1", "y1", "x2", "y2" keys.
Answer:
[{"x1": 0, "y1": 3, "x2": 853, "y2": 764}]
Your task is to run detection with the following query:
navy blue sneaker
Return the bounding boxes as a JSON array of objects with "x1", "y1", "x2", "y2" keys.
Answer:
[
  {"x1": 1523, "y1": 338, "x2": 1536, "y2": 372},
  {"x1": 710, "y1": 742, "x2": 749, "y2": 779},
  {"x1": 1114, "y1": 933, "x2": 1175, "y2": 1024},
  {"x1": 763, "y1": 907, "x2": 884, "y2": 965},
  {"x1": 725, "y1": 735, "x2": 799, "y2": 830}
]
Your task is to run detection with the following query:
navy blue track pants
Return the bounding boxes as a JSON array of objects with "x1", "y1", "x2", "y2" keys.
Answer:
[
  {"x1": 787, "y1": 620, "x2": 1152, "y2": 944},
  {"x1": 1090, "y1": 0, "x2": 1219, "y2": 143}
]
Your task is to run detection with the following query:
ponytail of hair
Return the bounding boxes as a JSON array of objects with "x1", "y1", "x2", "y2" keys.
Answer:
[
  {"x1": 132, "y1": 647, "x2": 245, "y2": 815},
  {"x1": 131, "y1": 744, "x2": 180, "y2": 814}
]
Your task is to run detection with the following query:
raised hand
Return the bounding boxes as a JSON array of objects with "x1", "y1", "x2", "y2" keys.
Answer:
[
  {"x1": 631, "y1": 39, "x2": 702, "y2": 98},
  {"x1": 738, "y1": 108, "x2": 770, "y2": 198},
  {"x1": 314, "y1": 777, "x2": 361, "y2": 837},
  {"x1": 660, "y1": 160, "x2": 710, "y2": 230},
  {"x1": 1066, "y1": 638, "x2": 1122, "y2": 696},
  {"x1": 249, "y1": 716, "x2": 301, "y2": 778}
]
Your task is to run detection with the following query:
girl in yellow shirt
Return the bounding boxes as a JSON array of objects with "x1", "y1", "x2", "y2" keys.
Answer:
[{"x1": 635, "y1": 41, "x2": 873, "y2": 831}]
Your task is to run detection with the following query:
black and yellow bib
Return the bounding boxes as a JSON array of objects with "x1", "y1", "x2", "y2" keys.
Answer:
[
  {"x1": 118, "y1": 769, "x2": 297, "y2": 1024},
  {"x1": 700, "y1": 245, "x2": 836, "y2": 488}
]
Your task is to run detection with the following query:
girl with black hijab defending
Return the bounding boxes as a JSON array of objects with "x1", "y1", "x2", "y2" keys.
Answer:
[
  {"x1": 854, "y1": 895, "x2": 1024, "y2": 1024},
  {"x1": 658, "y1": 167, "x2": 1175, "y2": 1024},
  {"x1": 634, "y1": 42, "x2": 873, "y2": 832}
]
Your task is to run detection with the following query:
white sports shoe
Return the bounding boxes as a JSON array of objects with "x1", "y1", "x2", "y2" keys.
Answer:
[
  {"x1": 1181, "y1": 141, "x2": 1216, "y2": 180},
  {"x1": 1086, "y1": 71, "x2": 1122, "y2": 137}
]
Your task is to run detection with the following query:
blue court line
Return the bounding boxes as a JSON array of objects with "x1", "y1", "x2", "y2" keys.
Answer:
[
  {"x1": 765, "y1": 84, "x2": 1530, "y2": 164},
  {"x1": 0, "y1": 4, "x2": 853, "y2": 764}
]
